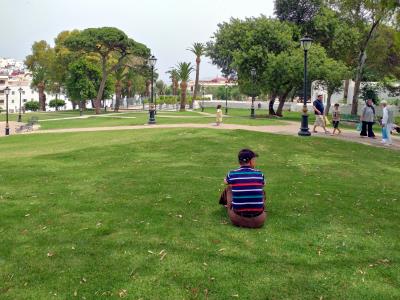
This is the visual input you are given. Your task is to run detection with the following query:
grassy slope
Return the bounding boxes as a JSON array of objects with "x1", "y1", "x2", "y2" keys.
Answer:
[{"x1": 0, "y1": 129, "x2": 399, "y2": 299}]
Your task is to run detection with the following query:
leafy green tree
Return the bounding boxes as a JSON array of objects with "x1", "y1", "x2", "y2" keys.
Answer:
[
  {"x1": 65, "y1": 57, "x2": 113, "y2": 110},
  {"x1": 274, "y1": 0, "x2": 323, "y2": 27},
  {"x1": 24, "y1": 101, "x2": 40, "y2": 111},
  {"x1": 49, "y1": 99, "x2": 66, "y2": 109},
  {"x1": 314, "y1": 58, "x2": 350, "y2": 114},
  {"x1": 187, "y1": 42, "x2": 205, "y2": 104},
  {"x1": 64, "y1": 27, "x2": 150, "y2": 114},
  {"x1": 25, "y1": 41, "x2": 56, "y2": 111},
  {"x1": 329, "y1": 0, "x2": 400, "y2": 114},
  {"x1": 176, "y1": 62, "x2": 194, "y2": 111},
  {"x1": 208, "y1": 16, "x2": 297, "y2": 107},
  {"x1": 166, "y1": 68, "x2": 180, "y2": 98}
]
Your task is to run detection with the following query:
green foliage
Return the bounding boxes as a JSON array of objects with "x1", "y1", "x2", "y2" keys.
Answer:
[
  {"x1": 175, "y1": 62, "x2": 194, "y2": 82},
  {"x1": 65, "y1": 57, "x2": 113, "y2": 101},
  {"x1": 274, "y1": 0, "x2": 323, "y2": 26},
  {"x1": 207, "y1": 16, "x2": 297, "y2": 79},
  {"x1": 25, "y1": 40, "x2": 56, "y2": 89},
  {"x1": 361, "y1": 84, "x2": 380, "y2": 103},
  {"x1": 49, "y1": 99, "x2": 66, "y2": 108},
  {"x1": 24, "y1": 101, "x2": 40, "y2": 111},
  {"x1": 64, "y1": 27, "x2": 151, "y2": 111},
  {"x1": 187, "y1": 42, "x2": 206, "y2": 58}
]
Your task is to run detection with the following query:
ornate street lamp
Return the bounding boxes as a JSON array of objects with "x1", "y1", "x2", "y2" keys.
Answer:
[
  {"x1": 18, "y1": 87, "x2": 23, "y2": 122},
  {"x1": 4, "y1": 86, "x2": 10, "y2": 135},
  {"x1": 225, "y1": 83, "x2": 228, "y2": 114},
  {"x1": 250, "y1": 68, "x2": 256, "y2": 119},
  {"x1": 201, "y1": 85, "x2": 205, "y2": 112},
  {"x1": 148, "y1": 55, "x2": 157, "y2": 124},
  {"x1": 298, "y1": 36, "x2": 313, "y2": 136}
]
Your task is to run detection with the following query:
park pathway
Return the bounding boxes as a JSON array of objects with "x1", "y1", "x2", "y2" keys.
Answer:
[{"x1": 12, "y1": 121, "x2": 400, "y2": 150}]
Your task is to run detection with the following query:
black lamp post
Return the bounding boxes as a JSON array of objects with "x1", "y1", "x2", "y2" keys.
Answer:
[
  {"x1": 18, "y1": 87, "x2": 23, "y2": 122},
  {"x1": 225, "y1": 83, "x2": 228, "y2": 114},
  {"x1": 201, "y1": 85, "x2": 205, "y2": 112},
  {"x1": 148, "y1": 55, "x2": 157, "y2": 124},
  {"x1": 79, "y1": 90, "x2": 83, "y2": 116},
  {"x1": 298, "y1": 36, "x2": 313, "y2": 136},
  {"x1": 250, "y1": 68, "x2": 256, "y2": 119},
  {"x1": 4, "y1": 86, "x2": 10, "y2": 135}
]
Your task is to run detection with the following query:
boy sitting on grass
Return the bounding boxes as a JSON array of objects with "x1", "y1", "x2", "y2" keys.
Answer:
[{"x1": 219, "y1": 149, "x2": 267, "y2": 228}]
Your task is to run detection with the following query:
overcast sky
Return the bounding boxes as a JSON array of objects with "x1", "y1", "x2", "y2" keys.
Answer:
[{"x1": 0, "y1": 0, "x2": 274, "y2": 81}]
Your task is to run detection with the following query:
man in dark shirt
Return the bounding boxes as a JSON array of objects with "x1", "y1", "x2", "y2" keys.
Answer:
[{"x1": 312, "y1": 94, "x2": 329, "y2": 134}]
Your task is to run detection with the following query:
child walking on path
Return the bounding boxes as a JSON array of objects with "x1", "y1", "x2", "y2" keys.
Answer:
[
  {"x1": 331, "y1": 103, "x2": 342, "y2": 135},
  {"x1": 216, "y1": 105, "x2": 223, "y2": 126}
]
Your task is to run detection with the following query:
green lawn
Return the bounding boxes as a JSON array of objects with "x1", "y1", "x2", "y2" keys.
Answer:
[
  {"x1": 1, "y1": 109, "x2": 288, "y2": 130},
  {"x1": 0, "y1": 129, "x2": 399, "y2": 299}
]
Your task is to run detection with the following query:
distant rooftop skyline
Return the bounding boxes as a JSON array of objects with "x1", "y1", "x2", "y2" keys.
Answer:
[{"x1": 0, "y1": 0, "x2": 274, "y2": 82}]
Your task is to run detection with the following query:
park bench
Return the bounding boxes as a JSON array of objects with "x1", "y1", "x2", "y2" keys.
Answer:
[
  {"x1": 15, "y1": 116, "x2": 39, "y2": 133},
  {"x1": 341, "y1": 114, "x2": 359, "y2": 123}
]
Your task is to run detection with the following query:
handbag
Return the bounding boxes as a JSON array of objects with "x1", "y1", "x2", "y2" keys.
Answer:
[{"x1": 356, "y1": 123, "x2": 362, "y2": 131}]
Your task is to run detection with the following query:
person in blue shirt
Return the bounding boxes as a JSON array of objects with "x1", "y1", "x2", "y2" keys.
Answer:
[{"x1": 312, "y1": 94, "x2": 329, "y2": 134}]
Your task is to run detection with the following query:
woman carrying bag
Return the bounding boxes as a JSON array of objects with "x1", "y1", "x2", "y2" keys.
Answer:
[{"x1": 360, "y1": 99, "x2": 376, "y2": 138}]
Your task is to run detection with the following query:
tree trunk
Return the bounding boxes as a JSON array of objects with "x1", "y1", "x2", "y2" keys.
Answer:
[
  {"x1": 351, "y1": 51, "x2": 366, "y2": 115},
  {"x1": 114, "y1": 81, "x2": 122, "y2": 112},
  {"x1": 38, "y1": 81, "x2": 46, "y2": 111},
  {"x1": 351, "y1": 19, "x2": 381, "y2": 115},
  {"x1": 324, "y1": 92, "x2": 332, "y2": 116},
  {"x1": 95, "y1": 58, "x2": 109, "y2": 114},
  {"x1": 343, "y1": 79, "x2": 349, "y2": 101},
  {"x1": 276, "y1": 90, "x2": 290, "y2": 117},
  {"x1": 82, "y1": 100, "x2": 87, "y2": 109},
  {"x1": 72, "y1": 101, "x2": 77, "y2": 110},
  {"x1": 90, "y1": 99, "x2": 95, "y2": 109},
  {"x1": 268, "y1": 94, "x2": 276, "y2": 116},
  {"x1": 180, "y1": 82, "x2": 187, "y2": 111},
  {"x1": 191, "y1": 57, "x2": 200, "y2": 109}
]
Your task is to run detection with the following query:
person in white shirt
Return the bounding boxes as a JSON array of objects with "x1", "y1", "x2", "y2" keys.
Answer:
[{"x1": 381, "y1": 100, "x2": 394, "y2": 145}]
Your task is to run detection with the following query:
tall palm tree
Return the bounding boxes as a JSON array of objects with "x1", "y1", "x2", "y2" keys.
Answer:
[
  {"x1": 166, "y1": 68, "x2": 179, "y2": 96},
  {"x1": 187, "y1": 42, "x2": 205, "y2": 107},
  {"x1": 176, "y1": 62, "x2": 194, "y2": 111}
]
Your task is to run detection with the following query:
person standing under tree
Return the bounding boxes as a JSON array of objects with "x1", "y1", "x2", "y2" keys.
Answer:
[
  {"x1": 331, "y1": 103, "x2": 342, "y2": 135},
  {"x1": 312, "y1": 94, "x2": 329, "y2": 134},
  {"x1": 360, "y1": 99, "x2": 376, "y2": 138},
  {"x1": 216, "y1": 104, "x2": 223, "y2": 126},
  {"x1": 381, "y1": 100, "x2": 394, "y2": 145}
]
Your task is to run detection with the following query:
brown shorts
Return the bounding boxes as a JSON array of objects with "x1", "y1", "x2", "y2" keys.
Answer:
[{"x1": 219, "y1": 186, "x2": 267, "y2": 228}]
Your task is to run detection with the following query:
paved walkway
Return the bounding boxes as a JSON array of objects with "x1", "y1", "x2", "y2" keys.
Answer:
[{"x1": 8, "y1": 121, "x2": 398, "y2": 150}]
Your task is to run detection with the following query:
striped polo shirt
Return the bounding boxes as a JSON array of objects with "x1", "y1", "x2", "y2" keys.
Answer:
[{"x1": 226, "y1": 166, "x2": 265, "y2": 213}]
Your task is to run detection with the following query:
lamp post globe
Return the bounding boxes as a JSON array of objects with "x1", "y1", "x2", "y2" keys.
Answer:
[
  {"x1": 148, "y1": 55, "x2": 157, "y2": 124},
  {"x1": 250, "y1": 68, "x2": 256, "y2": 119},
  {"x1": 298, "y1": 36, "x2": 313, "y2": 136},
  {"x1": 4, "y1": 86, "x2": 10, "y2": 135},
  {"x1": 18, "y1": 87, "x2": 23, "y2": 122}
]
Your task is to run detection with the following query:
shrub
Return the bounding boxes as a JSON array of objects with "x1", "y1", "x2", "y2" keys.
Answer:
[
  {"x1": 24, "y1": 101, "x2": 40, "y2": 111},
  {"x1": 49, "y1": 99, "x2": 66, "y2": 108}
]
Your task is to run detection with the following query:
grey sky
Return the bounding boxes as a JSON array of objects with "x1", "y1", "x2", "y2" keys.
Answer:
[{"x1": 1, "y1": 0, "x2": 274, "y2": 82}]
